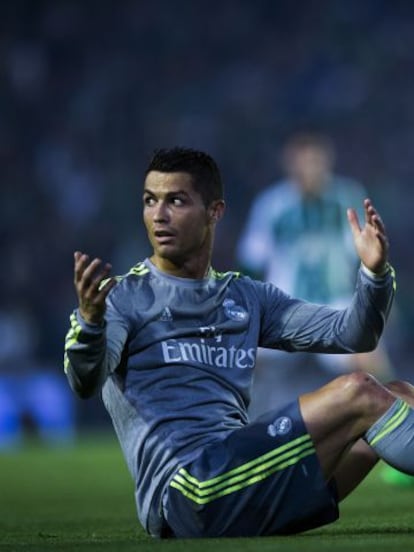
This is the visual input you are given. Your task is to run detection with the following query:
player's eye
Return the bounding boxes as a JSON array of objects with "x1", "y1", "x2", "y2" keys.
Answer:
[
  {"x1": 171, "y1": 197, "x2": 185, "y2": 206},
  {"x1": 143, "y1": 196, "x2": 156, "y2": 206}
]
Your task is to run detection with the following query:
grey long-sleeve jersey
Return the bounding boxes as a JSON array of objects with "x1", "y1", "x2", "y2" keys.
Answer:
[{"x1": 64, "y1": 259, "x2": 395, "y2": 536}]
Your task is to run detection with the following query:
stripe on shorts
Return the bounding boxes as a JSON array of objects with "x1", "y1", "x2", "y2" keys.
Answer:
[{"x1": 170, "y1": 434, "x2": 315, "y2": 505}]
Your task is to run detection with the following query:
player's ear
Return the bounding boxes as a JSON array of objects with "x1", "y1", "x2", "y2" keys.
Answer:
[{"x1": 209, "y1": 200, "x2": 225, "y2": 222}]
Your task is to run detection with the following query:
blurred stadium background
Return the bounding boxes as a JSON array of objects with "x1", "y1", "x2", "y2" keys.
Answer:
[{"x1": 2, "y1": 0, "x2": 414, "y2": 441}]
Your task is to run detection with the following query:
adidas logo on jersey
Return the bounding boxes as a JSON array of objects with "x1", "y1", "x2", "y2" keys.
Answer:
[{"x1": 159, "y1": 307, "x2": 173, "y2": 322}]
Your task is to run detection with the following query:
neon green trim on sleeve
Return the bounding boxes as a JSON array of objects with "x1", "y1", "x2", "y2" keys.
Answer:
[{"x1": 64, "y1": 312, "x2": 82, "y2": 351}]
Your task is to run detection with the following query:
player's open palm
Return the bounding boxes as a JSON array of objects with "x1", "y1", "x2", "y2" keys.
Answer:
[
  {"x1": 347, "y1": 199, "x2": 389, "y2": 274},
  {"x1": 74, "y1": 251, "x2": 117, "y2": 325}
]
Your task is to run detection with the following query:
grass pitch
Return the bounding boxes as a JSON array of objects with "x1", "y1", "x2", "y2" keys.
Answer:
[{"x1": 1, "y1": 435, "x2": 413, "y2": 551}]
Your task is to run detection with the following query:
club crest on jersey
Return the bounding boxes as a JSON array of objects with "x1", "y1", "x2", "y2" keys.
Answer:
[
  {"x1": 267, "y1": 416, "x2": 292, "y2": 437},
  {"x1": 223, "y1": 298, "x2": 248, "y2": 322}
]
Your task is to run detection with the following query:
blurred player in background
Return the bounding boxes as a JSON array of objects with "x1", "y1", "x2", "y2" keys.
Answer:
[{"x1": 237, "y1": 131, "x2": 408, "y2": 485}]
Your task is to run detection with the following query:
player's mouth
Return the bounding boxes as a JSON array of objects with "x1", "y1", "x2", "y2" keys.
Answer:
[{"x1": 153, "y1": 230, "x2": 176, "y2": 244}]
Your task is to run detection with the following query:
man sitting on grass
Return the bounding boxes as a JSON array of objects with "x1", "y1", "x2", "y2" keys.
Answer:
[{"x1": 64, "y1": 147, "x2": 414, "y2": 538}]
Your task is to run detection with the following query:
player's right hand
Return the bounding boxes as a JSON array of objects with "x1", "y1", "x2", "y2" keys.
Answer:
[{"x1": 73, "y1": 251, "x2": 117, "y2": 325}]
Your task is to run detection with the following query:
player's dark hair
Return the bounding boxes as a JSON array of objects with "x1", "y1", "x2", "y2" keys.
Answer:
[{"x1": 145, "y1": 147, "x2": 223, "y2": 206}]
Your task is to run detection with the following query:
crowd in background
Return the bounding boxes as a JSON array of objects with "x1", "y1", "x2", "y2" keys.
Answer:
[{"x1": 2, "y1": 0, "x2": 414, "y2": 436}]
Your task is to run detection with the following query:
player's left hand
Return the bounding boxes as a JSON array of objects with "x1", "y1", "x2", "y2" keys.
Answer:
[{"x1": 347, "y1": 199, "x2": 389, "y2": 274}]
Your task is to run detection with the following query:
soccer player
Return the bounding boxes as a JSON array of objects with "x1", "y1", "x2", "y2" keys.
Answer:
[
  {"x1": 64, "y1": 147, "x2": 414, "y2": 538},
  {"x1": 237, "y1": 132, "x2": 394, "y2": 418}
]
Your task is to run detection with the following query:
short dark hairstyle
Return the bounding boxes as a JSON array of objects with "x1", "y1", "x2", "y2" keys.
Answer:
[{"x1": 145, "y1": 147, "x2": 223, "y2": 206}]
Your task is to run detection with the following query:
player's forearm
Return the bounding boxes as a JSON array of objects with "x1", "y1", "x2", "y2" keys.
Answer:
[
  {"x1": 64, "y1": 310, "x2": 112, "y2": 398},
  {"x1": 322, "y1": 265, "x2": 395, "y2": 352},
  {"x1": 277, "y1": 265, "x2": 395, "y2": 354},
  {"x1": 342, "y1": 264, "x2": 396, "y2": 351}
]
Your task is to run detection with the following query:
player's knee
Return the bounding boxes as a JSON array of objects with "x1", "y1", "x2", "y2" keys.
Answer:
[
  {"x1": 334, "y1": 371, "x2": 388, "y2": 413},
  {"x1": 335, "y1": 371, "x2": 377, "y2": 395}
]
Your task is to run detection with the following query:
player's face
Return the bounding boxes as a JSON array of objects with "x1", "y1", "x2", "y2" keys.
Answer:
[
  {"x1": 286, "y1": 146, "x2": 332, "y2": 195},
  {"x1": 143, "y1": 171, "x2": 215, "y2": 270}
]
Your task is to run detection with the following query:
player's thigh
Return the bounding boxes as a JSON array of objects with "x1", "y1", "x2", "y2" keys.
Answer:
[
  {"x1": 298, "y1": 372, "x2": 396, "y2": 479},
  {"x1": 299, "y1": 371, "x2": 395, "y2": 440},
  {"x1": 163, "y1": 400, "x2": 338, "y2": 538}
]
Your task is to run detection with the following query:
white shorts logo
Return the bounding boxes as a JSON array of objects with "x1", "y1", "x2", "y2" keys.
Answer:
[{"x1": 267, "y1": 416, "x2": 292, "y2": 437}]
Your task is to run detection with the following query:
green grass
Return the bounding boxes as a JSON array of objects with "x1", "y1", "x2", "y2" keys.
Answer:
[{"x1": 1, "y1": 435, "x2": 413, "y2": 551}]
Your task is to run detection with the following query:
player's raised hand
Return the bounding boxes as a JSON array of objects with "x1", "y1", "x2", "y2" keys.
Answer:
[
  {"x1": 347, "y1": 199, "x2": 389, "y2": 274},
  {"x1": 74, "y1": 251, "x2": 117, "y2": 325}
]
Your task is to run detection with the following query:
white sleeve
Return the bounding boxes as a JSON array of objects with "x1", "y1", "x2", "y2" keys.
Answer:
[{"x1": 237, "y1": 188, "x2": 278, "y2": 273}]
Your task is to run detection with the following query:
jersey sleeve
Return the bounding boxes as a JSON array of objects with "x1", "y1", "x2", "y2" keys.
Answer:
[
  {"x1": 64, "y1": 292, "x2": 129, "y2": 398},
  {"x1": 257, "y1": 265, "x2": 396, "y2": 354},
  {"x1": 236, "y1": 188, "x2": 278, "y2": 278}
]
